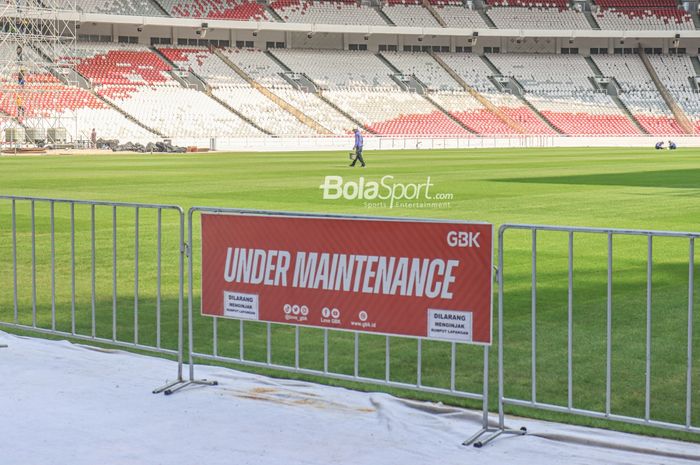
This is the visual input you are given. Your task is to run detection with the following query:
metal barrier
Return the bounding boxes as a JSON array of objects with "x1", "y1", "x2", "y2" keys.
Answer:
[
  {"x1": 4, "y1": 199, "x2": 698, "y2": 444},
  {"x1": 481, "y1": 224, "x2": 700, "y2": 446},
  {"x1": 172, "y1": 206, "x2": 492, "y2": 444},
  {"x1": 0, "y1": 195, "x2": 186, "y2": 393}
]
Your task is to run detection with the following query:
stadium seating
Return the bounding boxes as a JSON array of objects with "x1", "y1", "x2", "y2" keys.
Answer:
[
  {"x1": 429, "y1": 92, "x2": 515, "y2": 135},
  {"x1": 68, "y1": 43, "x2": 264, "y2": 138},
  {"x1": 489, "y1": 53, "x2": 640, "y2": 135},
  {"x1": 273, "y1": 49, "x2": 475, "y2": 136},
  {"x1": 159, "y1": 0, "x2": 270, "y2": 20},
  {"x1": 159, "y1": 47, "x2": 317, "y2": 136},
  {"x1": 271, "y1": 49, "x2": 399, "y2": 90},
  {"x1": 221, "y1": 48, "x2": 356, "y2": 134},
  {"x1": 0, "y1": 43, "x2": 156, "y2": 142},
  {"x1": 270, "y1": 0, "x2": 387, "y2": 25},
  {"x1": 593, "y1": 0, "x2": 693, "y2": 30},
  {"x1": 380, "y1": 52, "x2": 461, "y2": 92},
  {"x1": 159, "y1": 47, "x2": 249, "y2": 87},
  {"x1": 592, "y1": 54, "x2": 684, "y2": 135},
  {"x1": 56, "y1": 0, "x2": 166, "y2": 16},
  {"x1": 220, "y1": 48, "x2": 290, "y2": 88},
  {"x1": 382, "y1": 0, "x2": 442, "y2": 27},
  {"x1": 431, "y1": 1, "x2": 490, "y2": 28},
  {"x1": 647, "y1": 54, "x2": 700, "y2": 132},
  {"x1": 485, "y1": 4, "x2": 591, "y2": 29}
]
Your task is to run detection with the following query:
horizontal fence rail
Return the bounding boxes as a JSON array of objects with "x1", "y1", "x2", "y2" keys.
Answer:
[
  {"x1": 495, "y1": 223, "x2": 700, "y2": 440},
  {"x1": 0, "y1": 195, "x2": 186, "y2": 391}
]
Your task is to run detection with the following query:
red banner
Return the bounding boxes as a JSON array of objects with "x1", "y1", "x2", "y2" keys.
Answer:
[{"x1": 201, "y1": 213, "x2": 492, "y2": 345}]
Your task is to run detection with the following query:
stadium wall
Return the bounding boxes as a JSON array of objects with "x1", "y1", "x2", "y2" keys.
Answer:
[{"x1": 182, "y1": 136, "x2": 700, "y2": 152}]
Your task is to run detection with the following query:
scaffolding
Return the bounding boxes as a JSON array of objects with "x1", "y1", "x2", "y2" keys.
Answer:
[{"x1": 0, "y1": 0, "x2": 78, "y2": 149}]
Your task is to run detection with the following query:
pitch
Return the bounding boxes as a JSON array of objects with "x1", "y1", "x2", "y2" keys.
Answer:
[{"x1": 0, "y1": 146, "x2": 698, "y2": 442}]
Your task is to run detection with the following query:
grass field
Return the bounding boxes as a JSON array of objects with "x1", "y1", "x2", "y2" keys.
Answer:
[{"x1": 0, "y1": 146, "x2": 699, "y2": 442}]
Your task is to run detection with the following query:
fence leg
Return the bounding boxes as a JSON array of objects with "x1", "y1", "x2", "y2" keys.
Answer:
[
  {"x1": 465, "y1": 244, "x2": 528, "y2": 447},
  {"x1": 156, "y1": 211, "x2": 219, "y2": 395}
]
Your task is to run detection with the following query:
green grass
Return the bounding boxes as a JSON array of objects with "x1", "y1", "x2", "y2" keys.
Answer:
[{"x1": 0, "y1": 146, "x2": 699, "y2": 442}]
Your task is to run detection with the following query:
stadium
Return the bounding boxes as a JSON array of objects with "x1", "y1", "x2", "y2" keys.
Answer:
[{"x1": 1, "y1": 1, "x2": 700, "y2": 464}]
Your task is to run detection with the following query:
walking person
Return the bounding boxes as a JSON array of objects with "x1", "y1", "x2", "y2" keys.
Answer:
[
  {"x1": 350, "y1": 128, "x2": 365, "y2": 167},
  {"x1": 91, "y1": 128, "x2": 97, "y2": 149}
]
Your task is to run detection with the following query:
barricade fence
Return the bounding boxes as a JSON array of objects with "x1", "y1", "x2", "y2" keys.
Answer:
[
  {"x1": 486, "y1": 224, "x2": 700, "y2": 446},
  {"x1": 180, "y1": 207, "x2": 491, "y2": 443},
  {"x1": 0, "y1": 196, "x2": 697, "y2": 444},
  {"x1": 0, "y1": 195, "x2": 185, "y2": 393}
]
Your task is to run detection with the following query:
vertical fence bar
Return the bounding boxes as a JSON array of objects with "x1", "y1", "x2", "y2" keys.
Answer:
[
  {"x1": 568, "y1": 231, "x2": 574, "y2": 410},
  {"x1": 295, "y1": 326, "x2": 300, "y2": 370},
  {"x1": 31, "y1": 200, "x2": 36, "y2": 327},
  {"x1": 177, "y1": 207, "x2": 184, "y2": 380},
  {"x1": 531, "y1": 228, "x2": 537, "y2": 403},
  {"x1": 266, "y1": 322, "x2": 271, "y2": 365},
  {"x1": 687, "y1": 238, "x2": 695, "y2": 429},
  {"x1": 498, "y1": 226, "x2": 506, "y2": 428},
  {"x1": 385, "y1": 336, "x2": 390, "y2": 382},
  {"x1": 12, "y1": 199, "x2": 17, "y2": 324},
  {"x1": 645, "y1": 235, "x2": 652, "y2": 422},
  {"x1": 112, "y1": 206, "x2": 117, "y2": 341},
  {"x1": 416, "y1": 338, "x2": 422, "y2": 387},
  {"x1": 606, "y1": 232, "x2": 613, "y2": 416},
  {"x1": 134, "y1": 207, "x2": 139, "y2": 345},
  {"x1": 213, "y1": 319, "x2": 219, "y2": 357},
  {"x1": 353, "y1": 332, "x2": 359, "y2": 378},
  {"x1": 156, "y1": 209, "x2": 162, "y2": 348},
  {"x1": 323, "y1": 328, "x2": 328, "y2": 374},
  {"x1": 70, "y1": 203, "x2": 75, "y2": 335},
  {"x1": 90, "y1": 205, "x2": 96, "y2": 338},
  {"x1": 188, "y1": 210, "x2": 195, "y2": 381},
  {"x1": 450, "y1": 342, "x2": 456, "y2": 392},
  {"x1": 237, "y1": 319, "x2": 242, "y2": 360},
  {"x1": 50, "y1": 201, "x2": 55, "y2": 331}
]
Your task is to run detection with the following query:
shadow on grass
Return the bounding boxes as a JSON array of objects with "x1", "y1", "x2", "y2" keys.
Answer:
[{"x1": 497, "y1": 169, "x2": 700, "y2": 189}]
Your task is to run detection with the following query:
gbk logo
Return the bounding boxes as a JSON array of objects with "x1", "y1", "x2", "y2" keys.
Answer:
[{"x1": 447, "y1": 231, "x2": 480, "y2": 248}]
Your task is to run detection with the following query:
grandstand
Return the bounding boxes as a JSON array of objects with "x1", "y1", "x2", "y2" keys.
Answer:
[{"x1": 1, "y1": 0, "x2": 699, "y2": 147}]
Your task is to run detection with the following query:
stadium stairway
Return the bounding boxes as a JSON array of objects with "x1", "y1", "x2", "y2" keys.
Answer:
[
  {"x1": 375, "y1": 6, "x2": 397, "y2": 25},
  {"x1": 266, "y1": 5, "x2": 285, "y2": 22},
  {"x1": 212, "y1": 48, "x2": 333, "y2": 135},
  {"x1": 638, "y1": 46, "x2": 695, "y2": 134},
  {"x1": 424, "y1": 95, "x2": 477, "y2": 134},
  {"x1": 317, "y1": 90, "x2": 376, "y2": 134},
  {"x1": 478, "y1": 7, "x2": 498, "y2": 28},
  {"x1": 264, "y1": 50, "x2": 373, "y2": 133},
  {"x1": 480, "y1": 54, "x2": 564, "y2": 134},
  {"x1": 151, "y1": 47, "x2": 209, "y2": 91},
  {"x1": 584, "y1": 56, "x2": 648, "y2": 134},
  {"x1": 430, "y1": 52, "x2": 528, "y2": 134},
  {"x1": 422, "y1": 0, "x2": 448, "y2": 27},
  {"x1": 691, "y1": 7, "x2": 700, "y2": 28},
  {"x1": 149, "y1": 0, "x2": 172, "y2": 16},
  {"x1": 205, "y1": 89, "x2": 273, "y2": 135},
  {"x1": 691, "y1": 55, "x2": 700, "y2": 76},
  {"x1": 91, "y1": 90, "x2": 165, "y2": 138},
  {"x1": 583, "y1": 8, "x2": 602, "y2": 29}
]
